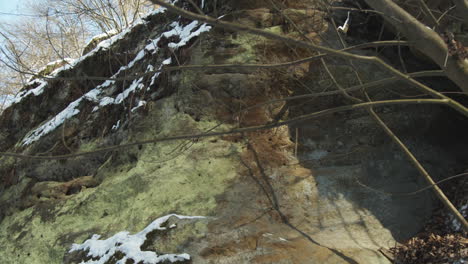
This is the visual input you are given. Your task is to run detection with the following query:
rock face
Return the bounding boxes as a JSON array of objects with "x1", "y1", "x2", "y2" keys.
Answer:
[{"x1": 0, "y1": 0, "x2": 466, "y2": 263}]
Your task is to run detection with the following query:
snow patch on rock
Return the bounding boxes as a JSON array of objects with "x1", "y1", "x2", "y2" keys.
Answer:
[
  {"x1": 20, "y1": 12, "x2": 211, "y2": 146},
  {"x1": 69, "y1": 214, "x2": 204, "y2": 264}
]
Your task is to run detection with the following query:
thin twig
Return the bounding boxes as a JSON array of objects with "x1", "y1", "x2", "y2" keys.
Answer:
[
  {"x1": 148, "y1": 0, "x2": 468, "y2": 117},
  {"x1": 294, "y1": 127, "x2": 298, "y2": 158},
  {"x1": 187, "y1": 0, "x2": 204, "y2": 15},
  {"x1": 17, "y1": 41, "x2": 410, "y2": 82},
  {"x1": 418, "y1": 0, "x2": 439, "y2": 27},
  {"x1": 355, "y1": 172, "x2": 468, "y2": 197},
  {"x1": 366, "y1": 106, "x2": 468, "y2": 231},
  {"x1": 0, "y1": 99, "x2": 449, "y2": 160}
]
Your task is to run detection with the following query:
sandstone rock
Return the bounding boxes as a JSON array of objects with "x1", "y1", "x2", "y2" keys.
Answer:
[{"x1": 0, "y1": 1, "x2": 466, "y2": 263}]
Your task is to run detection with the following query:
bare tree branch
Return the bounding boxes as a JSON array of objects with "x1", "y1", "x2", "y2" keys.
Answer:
[
  {"x1": 364, "y1": 0, "x2": 468, "y2": 94},
  {"x1": 148, "y1": 0, "x2": 468, "y2": 118},
  {"x1": 0, "y1": 98, "x2": 448, "y2": 160},
  {"x1": 16, "y1": 40, "x2": 410, "y2": 81},
  {"x1": 368, "y1": 106, "x2": 468, "y2": 231}
]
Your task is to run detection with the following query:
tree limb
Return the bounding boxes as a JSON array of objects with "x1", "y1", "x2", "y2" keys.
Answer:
[
  {"x1": 148, "y1": 0, "x2": 468, "y2": 118},
  {"x1": 0, "y1": 99, "x2": 448, "y2": 160},
  {"x1": 364, "y1": 0, "x2": 468, "y2": 93}
]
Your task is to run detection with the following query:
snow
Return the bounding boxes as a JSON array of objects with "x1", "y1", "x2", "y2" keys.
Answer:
[
  {"x1": 162, "y1": 58, "x2": 172, "y2": 65},
  {"x1": 20, "y1": 8, "x2": 212, "y2": 145},
  {"x1": 3, "y1": 80, "x2": 48, "y2": 109},
  {"x1": 131, "y1": 100, "x2": 147, "y2": 112},
  {"x1": 148, "y1": 58, "x2": 171, "y2": 89},
  {"x1": 46, "y1": 58, "x2": 75, "y2": 67},
  {"x1": 98, "y1": 97, "x2": 115, "y2": 107},
  {"x1": 162, "y1": 21, "x2": 212, "y2": 49},
  {"x1": 337, "y1": 11, "x2": 351, "y2": 34},
  {"x1": 5, "y1": 11, "x2": 149, "y2": 110},
  {"x1": 49, "y1": 58, "x2": 77, "y2": 76},
  {"x1": 6, "y1": 2, "x2": 199, "y2": 110},
  {"x1": 69, "y1": 214, "x2": 204, "y2": 264},
  {"x1": 21, "y1": 78, "x2": 112, "y2": 145},
  {"x1": 25, "y1": 58, "x2": 76, "y2": 84},
  {"x1": 22, "y1": 98, "x2": 82, "y2": 146},
  {"x1": 84, "y1": 29, "x2": 119, "y2": 50},
  {"x1": 112, "y1": 120, "x2": 121, "y2": 131},
  {"x1": 116, "y1": 78, "x2": 145, "y2": 104}
]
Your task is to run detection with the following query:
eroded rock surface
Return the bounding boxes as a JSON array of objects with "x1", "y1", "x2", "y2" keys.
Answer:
[{"x1": 1, "y1": 0, "x2": 466, "y2": 263}]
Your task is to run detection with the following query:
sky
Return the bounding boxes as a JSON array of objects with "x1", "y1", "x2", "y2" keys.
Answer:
[
  {"x1": 0, "y1": 0, "x2": 28, "y2": 96},
  {"x1": 0, "y1": 0, "x2": 18, "y2": 12},
  {"x1": 0, "y1": 0, "x2": 27, "y2": 23}
]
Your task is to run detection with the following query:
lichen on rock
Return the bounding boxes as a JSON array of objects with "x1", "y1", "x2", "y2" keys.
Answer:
[{"x1": 1, "y1": 0, "x2": 467, "y2": 263}]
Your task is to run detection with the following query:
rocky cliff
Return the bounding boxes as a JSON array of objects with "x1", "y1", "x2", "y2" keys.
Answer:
[{"x1": 0, "y1": 0, "x2": 466, "y2": 263}]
